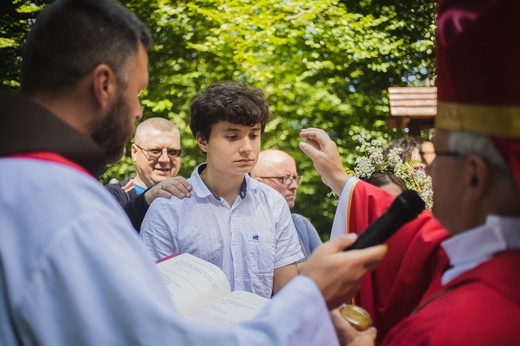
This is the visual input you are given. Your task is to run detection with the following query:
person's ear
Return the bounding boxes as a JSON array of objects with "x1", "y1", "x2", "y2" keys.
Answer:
[
  {"x1": 131, "y1": 143, "x2": 139, "y2": 162},
  {"x1": 196, "y1": 132, "x2": 208, "y2": 153},
  {"x1": 465, "y1": 154, "x2": 490, "y2": 201},
  {"x1": 91, "y1": 64, "x2": 116, "y2": 111}
]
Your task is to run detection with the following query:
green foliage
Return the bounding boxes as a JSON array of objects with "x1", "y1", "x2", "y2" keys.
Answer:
[
  {"x1": 0, "y1": 1, "x2": 42, "y2": 91},
  {"x1": 1, "y1": 0, "x2": 436, "y2": 240}
]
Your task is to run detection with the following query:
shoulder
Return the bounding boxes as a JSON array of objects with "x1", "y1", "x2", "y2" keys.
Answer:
[
  {"x1": 105, "y1": 180, "x2": 123, "y2": 192},
  {"x1": 293, "y1": 213, "x2": 314, "y2": 234},
  {"x1": 2, "y1": 158, "x2": 135, "y2": 247},
  {"x1": 386, "y1": 276, "x2": 520, "y2": 345},
  {"x1": 291, "y1": 213, "x2": 306, "y2": 222},
  {"x1": 105, "y1": 178, "x2": 133, "y2": 205}
]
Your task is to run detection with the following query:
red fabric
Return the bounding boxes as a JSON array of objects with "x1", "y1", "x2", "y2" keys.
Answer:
[
  {"x1": 348, "y1": 182, "x2": 450, "y2": 343},
  {"x1": 437, "y1": 1, "x2": 520, "y2": 106},
  {"x1": 383, "y1": 250, "x2": 520, "y2": 345},
  {"x1": 11, "y1": 152, "x2": 91, "y2": 176},
  {"x1": 492, "y1": 138, "x2": 520, "y2": 193},
  {"x1": 121, "y1": 179, "x2": 136, "y2": 193},
  {"x1": 156, "y1": 253, "x2": 179, "y2": 264}
]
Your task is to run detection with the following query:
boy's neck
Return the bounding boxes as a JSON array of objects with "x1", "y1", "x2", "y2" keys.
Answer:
[{"x1": 200, "y1": 166, "x2": 245, "y2": 205}]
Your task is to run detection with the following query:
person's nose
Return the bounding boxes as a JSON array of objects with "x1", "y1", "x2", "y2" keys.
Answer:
[
  {"x1": 158, "y1": 149, "x2": 170, "y2": 162},
  {"x1": 135, "y1": 102, "x2": 143, "y2": 121},
  {"x1": 240, "y1": 137, "x2": 253, "y2": 154}
]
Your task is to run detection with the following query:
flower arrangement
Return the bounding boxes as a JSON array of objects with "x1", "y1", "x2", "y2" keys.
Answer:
[{"x1": 349, "y1": 135, "x2": 433, "y2": 210}]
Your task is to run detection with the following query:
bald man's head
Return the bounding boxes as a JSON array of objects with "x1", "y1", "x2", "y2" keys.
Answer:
[{"x1": 251, "y1": 149, "x2": 300, "y2": 208}]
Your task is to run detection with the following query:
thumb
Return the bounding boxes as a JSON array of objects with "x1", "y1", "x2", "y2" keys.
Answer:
[
  {"x1": 318, "y1": 233, "x2": 358, "y2": 254},
  {"x1": 359, "y1": 327, "x2": 377, "y2": 343},
  {"x1": 299, "y1": 140, "x2": 319, "y2": 158}
]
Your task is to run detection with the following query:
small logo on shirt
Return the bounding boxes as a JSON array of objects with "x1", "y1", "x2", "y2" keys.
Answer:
[{"x1": 252, "y1": 234, "x2": 259, "y2": 241}]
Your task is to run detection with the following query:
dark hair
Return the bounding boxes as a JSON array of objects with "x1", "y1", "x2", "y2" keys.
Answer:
[
  {"x1": 20, "y1": 0, "x2": 152, "y2": 96},
  {"x1": 189, "y1": 81, "x2": 272, "y2": 141},
  {"x1": 364, "y1": 172, "x2": 407, "y2": 193},
  {"x1": 383, "y1": 137, "x2": 421, "y2": 162}
]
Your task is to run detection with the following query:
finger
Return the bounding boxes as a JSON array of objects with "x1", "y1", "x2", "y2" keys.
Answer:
[
  {"x1": 157, "y1": 183, "x2": 186, "y2": 198},
  {"x1": 315, "y1": 234, "x2": 358, "y2": 255},
  {"x1": 345, "y1": 245, "x2": 388, "y2": 267},
  {"x1": 359, "y1": 327, "x2": 377, "y2": 342},
  {"x1": 168, "y1": 181, "x2": 192, "y2": 195},
  {"x1": 300, "y1": 128, "x2": 329, "y2": 148},
  {"x1": 300, "y1": 127, "x2": 322, "y2": 137},
  {"x1": 171, "y1": 176, "x2": 192, "y2": 188},
  {"x1": 154, "y1": 189, "x2": 175, "y2": 199},
  {"x1": 299, "y1": 132, "x2": 321, "y2": 150},
  {"x1": 167, "y1": 187, "x2": 188, "y2": 198},
  {"x1": 168, "y1": 177, "x2": 192, "y2": 193},
  {"x1": 176, "y1": 180, "x2": 192, "y2": 193},
  {"x1": 330, "y1": 308, "x2": 347, "y2": 324},
  {"x1": 331, "y1": 308, "x2": 367, "y2": 346},
  {"x1": 299, "y1": 140, "x2": 321, "y2": 157}
]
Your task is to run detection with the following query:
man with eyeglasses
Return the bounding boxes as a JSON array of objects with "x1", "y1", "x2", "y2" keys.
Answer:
[
  {"x1": 106, "y1": 117, "x2": 192, "y2": 232},
  {"x1": 251, "y1": 149, "x2": 322, "y2": 261},
  {"x1": 301, "y1": 0, "x2": 520, "y2": 344},
  {"x1": 0, "y1": 1, "x2": 390, "y2": 345}
]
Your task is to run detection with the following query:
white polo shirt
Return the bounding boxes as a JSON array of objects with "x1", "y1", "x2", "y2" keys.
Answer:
[{"x1": 141, "y1": 163, "x2": 304, "y2": 298}]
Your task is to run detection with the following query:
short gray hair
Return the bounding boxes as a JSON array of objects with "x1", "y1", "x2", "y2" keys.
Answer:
[
  {"x1": 448, "y1": 131, "x2": 512, "y2": 176},
  {"x1": 135, "y1": 118, "x2": 179, "y2": 145}
]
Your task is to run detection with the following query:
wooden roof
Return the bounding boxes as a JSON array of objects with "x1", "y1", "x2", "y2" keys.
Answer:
[{"x1": 387, "y1": 87, "x2": 437, "y2": 134}]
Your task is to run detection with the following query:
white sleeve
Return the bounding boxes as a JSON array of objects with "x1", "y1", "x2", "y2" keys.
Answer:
[
  {"x1": 330, "y1": 178, "x2": 359, "y2": 239},
  {"x1": 20, "y1": 214, "x2": 338, "y2": 345}
]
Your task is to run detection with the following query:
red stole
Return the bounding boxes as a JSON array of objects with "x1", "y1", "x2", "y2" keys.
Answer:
[{"x1": 10, "y1": 152, "x2": 91, "y2": 176}]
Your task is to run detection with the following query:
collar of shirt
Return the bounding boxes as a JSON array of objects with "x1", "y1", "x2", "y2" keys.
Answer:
[
  {"x1": 192, "y1": 163, "x2": 248, "y2": 201},
  {"x1": 134, "y1": 184, "x2": 146, "y2": 195},
  {"x1": 441, "y1": 215, "x2": 520, "y2": 285}
]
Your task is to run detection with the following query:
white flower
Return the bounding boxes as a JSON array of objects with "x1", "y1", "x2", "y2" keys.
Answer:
[{"x1": 346, "y1": 135, "x2": 434, "y2": 210}]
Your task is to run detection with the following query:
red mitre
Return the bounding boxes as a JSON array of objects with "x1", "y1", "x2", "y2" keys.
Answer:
[{"x1": 436, "y1": 0, "x2": 520, "y2": 190}]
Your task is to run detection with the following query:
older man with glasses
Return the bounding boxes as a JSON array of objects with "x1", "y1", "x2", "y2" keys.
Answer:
[
  {"x1": 251, "y1": 149, "x2": 322, "y2": 262},
  {"x1": 106, "y1": 117, "x2": 192, "y2": 232},
  {"x1": 301, "y1": 0, "x2": 520, "y2": 344}
]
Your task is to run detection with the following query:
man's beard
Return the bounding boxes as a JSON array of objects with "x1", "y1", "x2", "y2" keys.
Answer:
[{"x1": 90, "y1": 87, "x2": 135, "y2": 164}]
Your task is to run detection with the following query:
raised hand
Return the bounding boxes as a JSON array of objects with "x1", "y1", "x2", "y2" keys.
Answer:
[{"x1": 299, "y1": 128, "x2": 351, "y2": 195}]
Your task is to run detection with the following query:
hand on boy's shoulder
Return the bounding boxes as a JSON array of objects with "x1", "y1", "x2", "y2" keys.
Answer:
[{"x1": 144, "y1": 177, "x2": 192, "y2": 205}]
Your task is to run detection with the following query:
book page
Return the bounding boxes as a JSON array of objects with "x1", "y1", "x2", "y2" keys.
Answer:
[
  {"x1": 156, "y1": 253, "x2": 231, "y2": 314},
  {"x1": 186, "y1": 290, "x2": 270, "y2": 328}
]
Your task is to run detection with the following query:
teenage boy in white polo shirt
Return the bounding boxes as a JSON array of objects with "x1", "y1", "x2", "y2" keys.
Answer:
[{"x1": 141, "y1": 81, "x2": 303, "y2": 298}]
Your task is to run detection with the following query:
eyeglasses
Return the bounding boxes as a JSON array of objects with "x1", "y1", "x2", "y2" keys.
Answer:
[
  {"x1": 135, "y1": 144, "x2": 182, "y2": 160},
  {"x1": 260, "y1": 175, "x2": 303, "y2": 186},
  {"x1": 419, "y1": 150, "x2": 463, "y2": 163}
]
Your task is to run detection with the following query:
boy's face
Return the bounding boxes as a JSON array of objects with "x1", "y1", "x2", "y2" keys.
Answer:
[{"x1": 197, "y1": 120, "x2": 262, "y2": 177}]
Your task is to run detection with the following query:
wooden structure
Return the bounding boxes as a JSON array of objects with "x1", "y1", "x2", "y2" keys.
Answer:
[{"x1": 387, "y1": 87, "x2": 436, "y2": 136}]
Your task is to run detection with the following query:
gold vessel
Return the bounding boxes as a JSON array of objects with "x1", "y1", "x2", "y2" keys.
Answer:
[{"x1": 339, "y1": 304, "x2": 372, "y2": 331}]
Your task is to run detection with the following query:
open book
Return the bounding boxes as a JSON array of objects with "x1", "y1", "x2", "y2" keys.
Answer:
[{"x1": 156, "y1": 253, "x2": 270, "y2": 327}]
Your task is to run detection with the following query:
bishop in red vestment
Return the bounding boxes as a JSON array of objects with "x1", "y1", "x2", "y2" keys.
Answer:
[{"x1": 299, "y1": 0, "x2": 520, "y2": 344}]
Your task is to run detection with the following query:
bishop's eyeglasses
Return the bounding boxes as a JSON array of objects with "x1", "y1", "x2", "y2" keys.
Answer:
[
  {"x1": 135, "y1": 144, "x2": 182, "y2": 160},
  {"x1": 419, "y1": 150, "x2": 463, "y2": 164}
]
